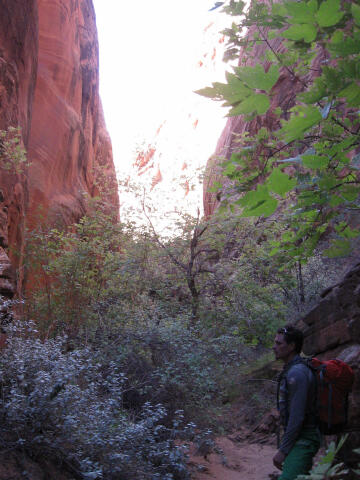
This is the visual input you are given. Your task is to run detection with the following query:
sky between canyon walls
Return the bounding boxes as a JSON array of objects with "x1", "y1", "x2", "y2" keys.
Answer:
[{"x1": 93, "y1": 0, "x2": 233, "y2": 229}]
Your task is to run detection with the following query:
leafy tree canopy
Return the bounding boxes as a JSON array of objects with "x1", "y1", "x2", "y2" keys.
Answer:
[{"x1": 197, "y1": 0, "x2": 360, "y2": 265}]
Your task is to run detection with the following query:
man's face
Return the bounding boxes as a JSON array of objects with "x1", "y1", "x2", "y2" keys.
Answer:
[{"x1": 273, "y1": 333, "x2": 296, "y2": 362}]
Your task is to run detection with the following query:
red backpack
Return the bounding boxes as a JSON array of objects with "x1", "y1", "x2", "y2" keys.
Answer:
[{"x1": 305, "y1": 357, "x2": 355, "y2": 435}]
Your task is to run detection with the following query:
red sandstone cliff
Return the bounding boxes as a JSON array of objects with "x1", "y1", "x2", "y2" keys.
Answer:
[
  {"x1": 0, "y1": 0, "x2": 38, "y2": 297},
  {"x1": 0, "y1": 0, "x2": 118, "y2": 296}
]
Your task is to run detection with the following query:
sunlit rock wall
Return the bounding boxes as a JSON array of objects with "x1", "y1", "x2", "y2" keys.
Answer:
[
  {"x1": 0, "y1": 0, "x2": 118, "y2": 296},
  {"x1": 28, "y1": 0, "x2": 118, "y2": 228}
]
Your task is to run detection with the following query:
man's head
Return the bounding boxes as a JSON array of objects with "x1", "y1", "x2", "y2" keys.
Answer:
[{"x1": 273, "y1": 325, "x2": 304, "y2": 363}]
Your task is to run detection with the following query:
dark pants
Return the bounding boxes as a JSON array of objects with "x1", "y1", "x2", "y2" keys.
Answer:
[{"x1": 279, "y1": 428, "x2": 320, "y2": 480}]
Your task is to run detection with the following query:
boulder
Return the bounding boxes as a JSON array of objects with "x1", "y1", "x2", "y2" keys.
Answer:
[{"x1": 302, "y1": 263, "x2": 360, "y2": 466}]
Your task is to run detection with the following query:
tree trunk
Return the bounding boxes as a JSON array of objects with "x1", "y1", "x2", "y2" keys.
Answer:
[{"x1": 297, "y1": 261, "x2": 305, "y2": 304}]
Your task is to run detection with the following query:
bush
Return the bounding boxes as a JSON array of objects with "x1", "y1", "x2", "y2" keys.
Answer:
[
  {"x1": 0, "y1": 320, "x2": 191, "y2": 479},
  {"x1": 82, "y1": 320, "x2": 254, "y2": 426}
]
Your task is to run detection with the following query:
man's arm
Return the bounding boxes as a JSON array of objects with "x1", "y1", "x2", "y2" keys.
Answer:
[
  {"x1": 279, "y1": 367, "x2": 309, "y2": 454},
  {"x1": 273, "y1": 366, "x2": 310, "y2": 469}
]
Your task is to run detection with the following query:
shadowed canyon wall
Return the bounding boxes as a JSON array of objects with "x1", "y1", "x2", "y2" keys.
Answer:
[
  {"x1": 301, "y1": 262, "x2": 360, "y2": 464},
  {"x1": 0, "y1": 0, "x2": 118, "y2": 296}
]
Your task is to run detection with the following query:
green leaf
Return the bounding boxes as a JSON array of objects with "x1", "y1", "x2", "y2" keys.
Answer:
[
  {"x1": 302, "y1": 24, "x2": 317, "y2": 43},
  {"x1": 301, "y1": 154, "x2": 329, "y2": 169},
  {"x1": 329, "y1": 33, "x2": 360, "y2": 56},
  {"x1": 282, "y1": 24, "x2": 316, "y2": 42},
  {"x1": 282, "y1": 231, "x2": 295, "y2": 242},
  {"x1": 223, "y1": 162, "x2": 237, "y2": 176},
  {"x1": 230, "y1": 153, "x2": 244, "y2": 164},
  {"x1": 339, "y1": 82, "x2": 360, "y2": 107},
  {"x1": 281, "y1": 25, "x2": 304, "y2": 41},
  {"x1": 285, "y1": 0, "x2": 318, "y2": 23},
  {"x1": 208, "y1": 181, "x2": 223, "y2": 193},
  {"x1": 238, "y1": 185, "x2": 278, "y2": 217},
  {"x1": 267, "y1": 168, "x2": 297, "y2": 197},
  {"x1": 329, "y1": 194, "x2": 343, "y2": 206},
  {"x1": 299, "y1": 78, "x2": 327, "y2": 103},
  {"x1": 242, "y1": 196, "x2": 278, "y2": 217},
  {"x1": 195, "y1": 87, "x2": 219, "y2": 99},
  {"x1": 298, "y1": 190, "x2": 321, "y2": 206},
  {"x1": 279, "y1": 106, "x2": 322, "y2": 142},
  {"x1": 339, "y1": 226, "x2": 360, "y2": 239},
  {"x1": 341, "y1": 185, "x2": 359, "y2": 201},
  {"x1": 228, "y1": 93, "x2": 270, "y2": 116},
  {"x1": 315, "y1": 0, "x2": 344, "y2": 27},
  {"x1": 272, "y1": 3, "x2": 287, "y2": 17},
  {"x1": 226, "y1": 71, "x2": 252, "y2": 92},
  {"x1": 351, "y1": 3, "x2": 360, "y2": 26},
  {"x1": 218, "y1": 80, "x2": 250, "y2": 103},
  {"x1": 323, "y1": 239, "x2": 352, "y2": 258},
  {"x1": 250, "y1": 93, "x2": 270, "y2": 115},
  {"x1": 327, "y1": 136, "x2": 357, "y2": 156},
  {"x1": 226, "y1": 0, "x2": 246, "y2": 16},
  {"x1": 322, "y1": 66, "x2": 344, "y2": 92},
  {"x1": 307, "y1": 0, "x2": 318, "y2": 15},
  {"x1": 318, "y1": 174, "x2": 337, "y2": 190},
  {"x1": 195, "y1": 74, "x2": 251, "y2": 104},
  {"x1": 233, "y1": 65, "x2": 280, "y2": 92},
  {"x1": 301, "y1": 209, "x2": 321, "y2": 221},
  {"x1": 341, "y1": 59, "x2": 360, "y2": 80},
  {"x1": 331, "y1": 30, "x2": 343, "y2": 44}
]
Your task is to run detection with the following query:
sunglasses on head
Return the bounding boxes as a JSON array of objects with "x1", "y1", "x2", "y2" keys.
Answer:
[{"x1": 279, "y1": 327, "x2": 288, "y2": 335}]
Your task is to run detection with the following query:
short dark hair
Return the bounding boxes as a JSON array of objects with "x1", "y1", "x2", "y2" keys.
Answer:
[{"x1": 277, "y1": 324, "x2": 304, "y2": 353}]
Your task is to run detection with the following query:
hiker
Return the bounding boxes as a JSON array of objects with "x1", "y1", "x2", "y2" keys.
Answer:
[{"x1": 272, "y1": 325, "x2": 320, "y2": 480}]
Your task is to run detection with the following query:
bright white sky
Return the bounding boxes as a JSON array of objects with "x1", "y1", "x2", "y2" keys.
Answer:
[{"x1": 92, "y1": 0, "x2": 232, "y2": 224}]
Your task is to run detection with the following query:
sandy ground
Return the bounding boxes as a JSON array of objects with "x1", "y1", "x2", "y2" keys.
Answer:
[{"x1": 189, "y1": 435, "x2": 279, "y2": 480}]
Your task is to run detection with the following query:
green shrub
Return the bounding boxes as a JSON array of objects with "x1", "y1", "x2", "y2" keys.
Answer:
[
  {"x1": 0, "y1": 320, "x2": 192, "y2": 479},
  {"x1": 297, "y1": 436, "x2": 360, "y2": 479}
]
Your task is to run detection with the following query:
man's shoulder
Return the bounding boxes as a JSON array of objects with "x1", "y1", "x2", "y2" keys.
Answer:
[{"x1": 286, "y1": 359, "x2": 313, "y2": 384}]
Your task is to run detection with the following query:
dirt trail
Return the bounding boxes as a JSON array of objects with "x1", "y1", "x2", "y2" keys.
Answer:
[{"x1": 189, "y1": 435, "x2": 279, "y2": 480}]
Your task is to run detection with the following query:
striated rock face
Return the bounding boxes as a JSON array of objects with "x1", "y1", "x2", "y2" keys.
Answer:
[
  {"x1": 0, "y1": 1, "x2": 38, "y2": 141},
  {"x1": 301, "y1": 263, "x2": 360, "y2": 464},
  {"x1": 0, "y1": 0, "x2": 39, "y2": 296},
  {"x1": 0, "y1": 0, "x2": 118, "y2": 295},
  {"x1": 27, "y1": 0, "x2": 118, "y2": 228}
]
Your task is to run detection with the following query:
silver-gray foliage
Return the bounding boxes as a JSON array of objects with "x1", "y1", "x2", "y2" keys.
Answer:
[{"x1": 0, "y1": 320, "x2": 190, "y2": 479}]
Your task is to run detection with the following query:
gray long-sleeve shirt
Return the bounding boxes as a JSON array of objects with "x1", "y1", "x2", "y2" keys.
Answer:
[{"x1": 278, "y1": 355, "x2": 317, "y2": 455}]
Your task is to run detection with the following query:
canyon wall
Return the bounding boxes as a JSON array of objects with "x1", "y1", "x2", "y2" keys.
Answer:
[
  {"x1": 0, "y1": 0, "x2": 39, "y2": 297},
  {"x1": 0, "y1": 0, "x2": 118, "y2": 296},
  {"x1": 301, "y1": 262, "x2": 360, "y2": 464}
]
